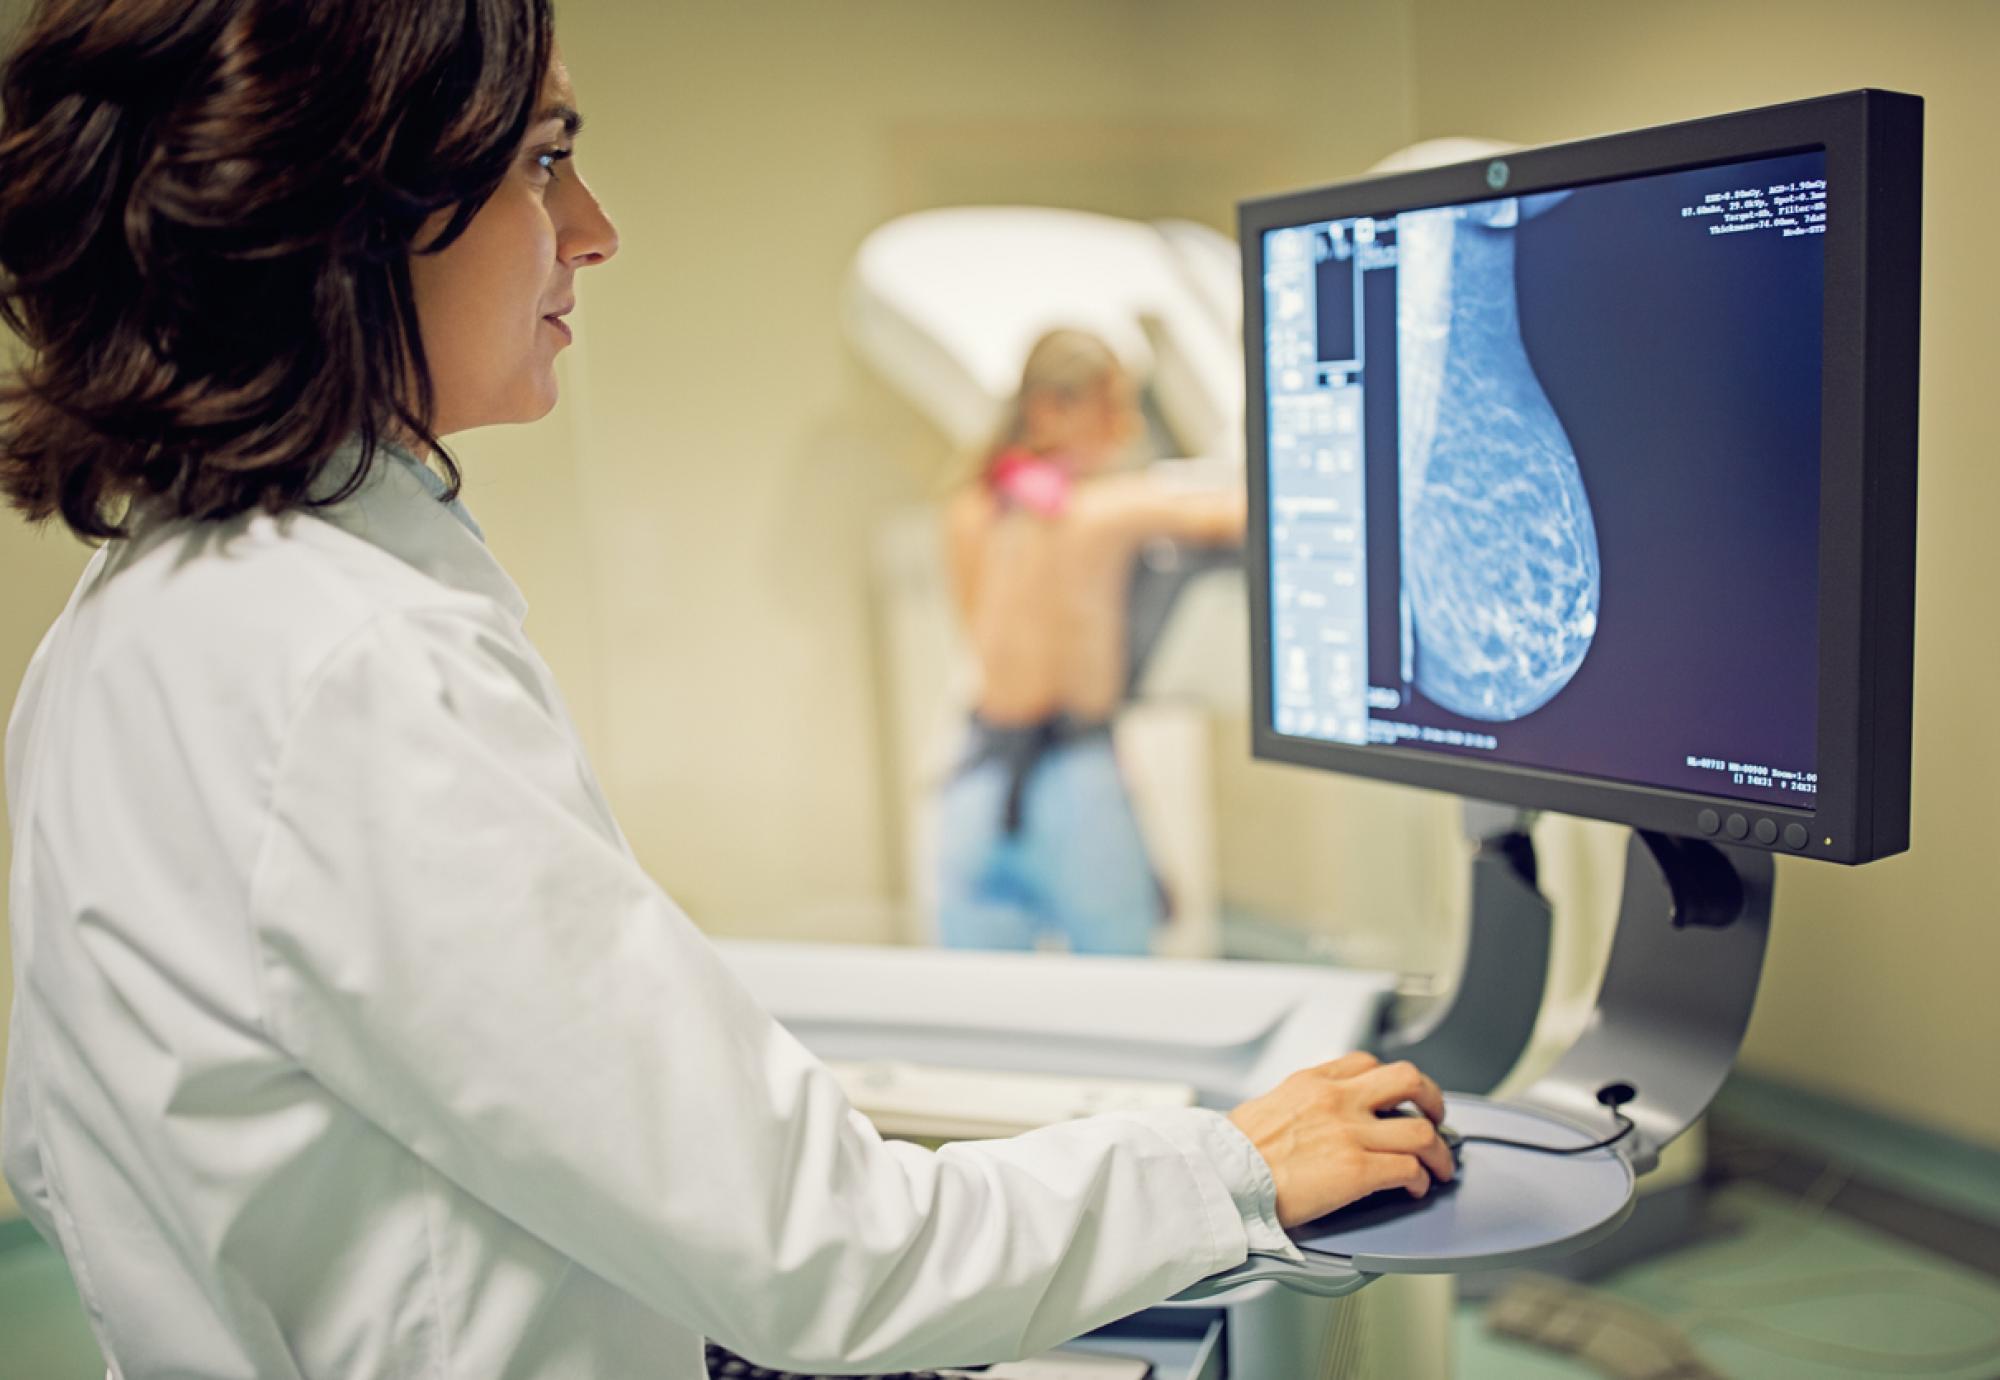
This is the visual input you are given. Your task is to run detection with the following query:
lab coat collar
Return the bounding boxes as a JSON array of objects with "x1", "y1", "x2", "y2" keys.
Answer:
[{"x1": 310, "y1": 437, "x2": 530, "y2": 625}]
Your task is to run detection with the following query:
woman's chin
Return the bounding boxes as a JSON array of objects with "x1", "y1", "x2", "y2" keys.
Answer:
[{"x1": 506, "y1": 375, "x2": 562, "y2": 425}]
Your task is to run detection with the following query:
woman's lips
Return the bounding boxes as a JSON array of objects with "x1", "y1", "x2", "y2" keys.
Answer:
[{"x1": 542, "y1": 314, "x2": 573, "y2": 343}]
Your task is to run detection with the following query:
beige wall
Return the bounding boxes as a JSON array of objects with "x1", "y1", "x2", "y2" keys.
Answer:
[
  {"x1": 534, "y1": 0, "x2": 1416, "y2": 938},
  {"x1": 1403, "y1": 0, "x2": 2000, "y2": 1146}
]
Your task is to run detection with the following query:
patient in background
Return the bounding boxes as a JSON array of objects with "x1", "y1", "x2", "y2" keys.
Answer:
[{"x1": 935, "y1": 328, "x2": 1245, "y2": 954}]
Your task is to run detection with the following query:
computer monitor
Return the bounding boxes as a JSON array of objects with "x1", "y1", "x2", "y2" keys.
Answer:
[{"x1": 1242, "y1": 90, "x2": 1921, "y2": 865}]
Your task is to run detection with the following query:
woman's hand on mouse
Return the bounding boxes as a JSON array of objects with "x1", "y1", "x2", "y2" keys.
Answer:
[{"x1": 1225, "y1": 1052, "x2": 1456, "y2": 1228}]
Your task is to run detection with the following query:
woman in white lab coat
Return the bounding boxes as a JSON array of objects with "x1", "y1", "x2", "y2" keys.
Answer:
[{"x1": 0, "y1": 3, "x2": 1455, "y2": 1377}]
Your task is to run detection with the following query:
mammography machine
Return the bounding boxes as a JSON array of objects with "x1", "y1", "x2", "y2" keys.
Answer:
[{"x1": 715, "y1": 90, "x2": 1923, "y2": 1378}]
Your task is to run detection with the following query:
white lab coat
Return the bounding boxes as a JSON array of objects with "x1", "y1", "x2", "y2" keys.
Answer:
[{"x1": 1, "y1": 445, "x2": 1295, "y2": 1379}]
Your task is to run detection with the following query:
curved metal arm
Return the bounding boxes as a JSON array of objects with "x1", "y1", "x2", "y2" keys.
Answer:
[{"x1": 1518, "y1": 829, "x2": 1773, "y2": 1175}]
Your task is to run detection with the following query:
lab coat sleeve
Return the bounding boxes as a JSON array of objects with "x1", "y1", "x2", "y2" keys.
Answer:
[{"x1": 245, "y1": 605, "x2": 1267, "y2": 1370}]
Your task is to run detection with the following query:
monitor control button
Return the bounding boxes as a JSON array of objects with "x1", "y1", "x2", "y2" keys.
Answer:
[
  {"x1": 1754, "y1": 818, "x2": 1778, "y2": 845},
  {"x1": 1725, "y1": 813, "x2": 1749, "y2": 840},
  {"x1": 1697, "y1": 809, "x2": 1720, "y2": 836},
  {"x1": 1783, "y1": 823, "x2": 1808, "y2": 850}
]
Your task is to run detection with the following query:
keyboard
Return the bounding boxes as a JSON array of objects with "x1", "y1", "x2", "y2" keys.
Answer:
[
  {"x1": 824, "y1": 1059, "x2": 1196, "y2": 1142},
  {"x1": 705, "y1": 1341, "x2": 1154, "y2": 1378},
  {"x1": 706, "y1": 1340, "x2": 953, "y2": 1378}
]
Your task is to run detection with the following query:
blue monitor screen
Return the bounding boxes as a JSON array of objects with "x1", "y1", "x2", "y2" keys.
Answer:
[{"x1": 1262, "y1": 150, "x2": 1826, "y2": 811}]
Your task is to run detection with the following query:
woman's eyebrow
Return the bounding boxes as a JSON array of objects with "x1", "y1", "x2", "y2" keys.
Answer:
[{"x1": 534, "y1": 103, "x2": 583, "y2": 137}]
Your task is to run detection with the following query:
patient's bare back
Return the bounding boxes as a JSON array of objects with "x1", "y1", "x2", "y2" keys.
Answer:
[{"x1": 947, "y1": 473, "x2": 1245, "y2": 726}]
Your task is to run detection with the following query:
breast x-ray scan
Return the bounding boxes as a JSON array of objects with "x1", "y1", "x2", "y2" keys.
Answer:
[{"x1": 1264, "y1": 150, "x2": 1827, "y2": 810}]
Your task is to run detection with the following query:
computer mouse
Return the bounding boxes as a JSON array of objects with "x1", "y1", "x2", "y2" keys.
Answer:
[{"x1": 1378, "y1": 1104, "x2": 1463, "y2": 1153}]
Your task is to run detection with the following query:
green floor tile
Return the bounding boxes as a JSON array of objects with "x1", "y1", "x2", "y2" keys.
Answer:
[
  {"x1": 1714, "y1": 1073, "x2": 2000, "y2": 1226},
  {"x1": 0, "y1": 1230, "x2": 103, "y2": 1380},
  {"x1": 1458, "y1": 1181, "x2": 2000, "y2": 1380}
]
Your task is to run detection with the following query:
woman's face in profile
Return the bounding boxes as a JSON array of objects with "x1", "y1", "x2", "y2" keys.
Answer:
[{"x1": 409, "y1": 54, "x2": 619, "y2": 436}]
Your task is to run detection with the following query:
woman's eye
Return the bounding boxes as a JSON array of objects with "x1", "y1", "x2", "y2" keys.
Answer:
[{"x1": 533, "y1": 148, "x2": 574, "y2": 183}]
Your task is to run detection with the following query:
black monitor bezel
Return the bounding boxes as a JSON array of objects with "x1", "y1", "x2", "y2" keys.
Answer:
[{"x1": 1240, "y1": 89, "x2": 1921, "y2": 865}]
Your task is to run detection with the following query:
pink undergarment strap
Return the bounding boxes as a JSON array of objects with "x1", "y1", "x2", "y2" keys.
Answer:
[{"x1": 986, "y1": 449, "x2": 1074, "y2": 517}]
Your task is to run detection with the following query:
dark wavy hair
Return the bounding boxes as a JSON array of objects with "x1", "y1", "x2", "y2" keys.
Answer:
[{"x1": 0, "y1": 0, "x2": 554, "y2": 540}]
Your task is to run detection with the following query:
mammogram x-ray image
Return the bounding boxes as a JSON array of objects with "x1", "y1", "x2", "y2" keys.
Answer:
[{"x1": 1397, "y1": 197, "x2": 1600, "y2": 721}]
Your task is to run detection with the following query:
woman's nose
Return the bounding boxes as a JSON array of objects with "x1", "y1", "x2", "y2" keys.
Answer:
[{"x1": 561, "y1": 178, "x2": 619, "y2": 268}]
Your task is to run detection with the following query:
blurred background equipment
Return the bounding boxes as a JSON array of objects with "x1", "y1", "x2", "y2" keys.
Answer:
[{"x1": 850, "y1": 208, "x2": 1254, "y2": 960}]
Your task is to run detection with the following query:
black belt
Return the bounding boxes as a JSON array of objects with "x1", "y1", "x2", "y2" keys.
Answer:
[{"x1": 956, "y1": 715, "x2": 1111, "y2": 836}]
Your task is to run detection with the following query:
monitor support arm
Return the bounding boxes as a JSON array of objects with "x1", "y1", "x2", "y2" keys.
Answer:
[
  {"x1": 1517, "y1": 828, "x2": 1773, "y2": 1175},
  {"x1": 1379, "y1": 811, "x2": 1773, "y2": 1176}
]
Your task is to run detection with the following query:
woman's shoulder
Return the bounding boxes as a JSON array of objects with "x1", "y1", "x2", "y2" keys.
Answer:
[
  {"x1": 7, "y1": 504, "x2": 490, "y2": 837},
  {"x1": 91, "y1": 499, "x2": 503, "y2": 705},
  {"x1": 944, "y1": 485, "x2": 998, "y2": 544}
]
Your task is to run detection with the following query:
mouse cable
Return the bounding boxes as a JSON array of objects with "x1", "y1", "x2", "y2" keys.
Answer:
[{"x1": 1454, "y1": 1083, "x2": 1643, "y2": 1156}]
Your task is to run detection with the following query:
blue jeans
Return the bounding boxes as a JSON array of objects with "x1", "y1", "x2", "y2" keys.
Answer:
[{"x1": 934, "y1": 727, "x2": 1159, "y2": 955}]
